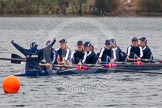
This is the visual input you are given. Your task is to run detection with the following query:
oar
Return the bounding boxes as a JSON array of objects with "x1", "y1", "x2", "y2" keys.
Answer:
[
  {"x1": 0, "y1": 54, "x2": 26, "y2": 64},
  {"x1": 142, "y1": 59, "x2": 162, "y2": 63},
  {"x1": 128, "y1": 58, "x2": 162, "y2": 63},
  {"x1": 11, "y1": 54, "x2": 26, "y2": 64},
  {"x1": 40, "y1": 64, "x2": 88, "y2": 70}
]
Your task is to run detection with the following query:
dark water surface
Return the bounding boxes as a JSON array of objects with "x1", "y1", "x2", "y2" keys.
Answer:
[{"x1": 0, "y1": 17, "x2": 162, "y2": 108}]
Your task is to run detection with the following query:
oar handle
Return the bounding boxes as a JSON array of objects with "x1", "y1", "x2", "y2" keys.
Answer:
[
  {"x1": 128, "y1": 58, "x2": 153, "y2": 62},
  {"x1": 40, "y1": 64, "x2": 77, "y2": 68},
  {"x1": 40, "y1": 64, "x2": 90, "y2": 70},
  {"x1": 128, "y1": 58, "x2": 140, "y2": 61},
  {"x1": 39, "y1": 63, "x2": 52, "y2": 67}
]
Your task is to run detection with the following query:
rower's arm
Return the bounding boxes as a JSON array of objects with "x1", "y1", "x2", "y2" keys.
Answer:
[
  {"x1": 70, "y1": 51, "x2": 76, "y2": 60},
  {"x1": 82, "y1": 52, "x2": 87, "y2": 64},
  {"x1": 99, "y1": 48, "x2": 105, "y2": 58},
  {"x1": 64, "y1": 49, "x2": 70, "y2": 61},
  {"x1": 43, "y1": 39, "x2": 56, "y2": 50},
  {"x1": 112, "y1": 48, "x2": 117, "y2": 60},
  {"x1": 51, "y1": 50, "x2": 58, "y2": 64},
  {"x1": 127, "y1": 46, "x2": 131, "y2": 57},
  {"x1": 139, "y1": 46, "x2": 143, "y2": 58},
  {"x1": 11, "y1": 41, "x2": 28, "y2": 55},
  {"x1": 147, "y1": 47, "x2": 153, "y2": 60},
  {"x1": 118, "y1": 47, "x2": 123, "y2": 53}
]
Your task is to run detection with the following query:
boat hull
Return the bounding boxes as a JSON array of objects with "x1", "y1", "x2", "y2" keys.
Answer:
[
  {"x1": 15, "y1": 63, "x2": 162, "y2": 77},
  {"x1": 15, "y1": 68, "x2": 114, "y2": 77}
]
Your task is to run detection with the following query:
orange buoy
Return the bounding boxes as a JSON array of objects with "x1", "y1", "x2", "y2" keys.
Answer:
[{"x1": 2, "y1": 75, "x2": 21, "y2": 94}]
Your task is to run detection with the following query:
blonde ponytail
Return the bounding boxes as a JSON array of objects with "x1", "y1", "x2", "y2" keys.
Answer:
[{"x1": 64, "y1": 44, "x2": 70, "y2": 50}]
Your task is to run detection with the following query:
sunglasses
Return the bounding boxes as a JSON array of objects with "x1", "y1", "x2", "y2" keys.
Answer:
[{"x1": 105, "y1": 43, "x2": 111, "y2": 45}]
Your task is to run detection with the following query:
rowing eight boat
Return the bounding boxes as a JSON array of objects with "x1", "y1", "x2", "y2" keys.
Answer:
[{"x1": 15, "y1": 63, "x2": 162, "y2": 77}]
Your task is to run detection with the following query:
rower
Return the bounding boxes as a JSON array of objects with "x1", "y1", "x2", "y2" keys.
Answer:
[
  {"x1": 139, "y1": 37, "x2": 153, "y2": 60},
  {"x1": 98, "y1": 40, "x2": 112, "y2": 63},
  {"x1": 57, "y1": 39, "x2": 71, "y2": 65},
  {"x1": 44, "y1": 40, "x2": 58, "y2": 64},
  {"x1": 71, "y1": 40, "x2": 85, "y2": 64},
  {"x1": 11, "y1": 38, "x2": 56, "y2": 71},
  {"x1": 110, "y1": 39, "x2": 127, "y2": 62},
  {"x1": 82, "y1": 41, "x2": 98, "y2": 64},
  {"x1": 127, "y1": 37, "x2": 143, "y2": 60}
]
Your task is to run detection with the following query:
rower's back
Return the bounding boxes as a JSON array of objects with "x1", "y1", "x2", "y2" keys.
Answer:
[
  {"x1": 25, "y1": 49, "x2": 43, "y2": 70},
  {"x1": 11, "y1": 40, "x2": 55, "y2": 71}
]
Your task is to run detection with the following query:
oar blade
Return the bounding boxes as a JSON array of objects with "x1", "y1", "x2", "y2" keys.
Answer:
[{"x1": 11, "y1": 54, "x2": 23, "y2": 64}]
